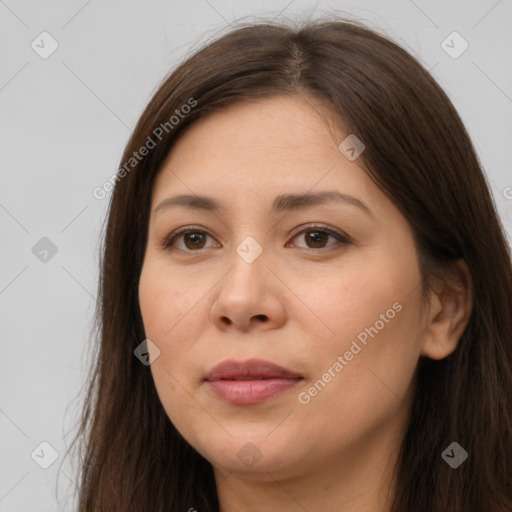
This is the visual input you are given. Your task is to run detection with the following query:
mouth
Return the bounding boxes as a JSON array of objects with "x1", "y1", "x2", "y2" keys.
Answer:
[{"x1": 205, "y1": 358, "x2": 304, "y2": 404}]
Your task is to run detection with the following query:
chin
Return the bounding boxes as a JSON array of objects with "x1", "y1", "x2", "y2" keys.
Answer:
[{"x1": 191, "y1": 429, "x2": 305, "y2": 477}]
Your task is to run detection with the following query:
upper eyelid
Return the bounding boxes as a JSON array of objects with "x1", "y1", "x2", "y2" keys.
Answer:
[{"x1": 288, "y1": 223, "x2": 347, "y2": 239}]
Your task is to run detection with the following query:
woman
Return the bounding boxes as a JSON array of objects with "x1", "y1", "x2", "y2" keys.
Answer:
[{"x1": 70, "y1": 17, "x2": 512, "y2": 511}]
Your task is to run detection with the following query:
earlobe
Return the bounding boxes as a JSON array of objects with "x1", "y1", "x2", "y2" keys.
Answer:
[{"x1": 420, "y1": 259, "x2": 473, "y2": 360}]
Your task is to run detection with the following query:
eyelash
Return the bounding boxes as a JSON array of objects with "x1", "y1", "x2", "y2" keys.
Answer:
[{"x1": 161, "y1": 223, "x2": 350, "y2": 252}]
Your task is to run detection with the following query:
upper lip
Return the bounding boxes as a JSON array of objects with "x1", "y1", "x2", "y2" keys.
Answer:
[{"x1": 205, "y1": 358, "x2": 302, "y2": 381}]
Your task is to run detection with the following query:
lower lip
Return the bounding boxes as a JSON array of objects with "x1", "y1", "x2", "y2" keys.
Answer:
[{"x1": 206, "y1": 378, "x2": 303, "y2": 404}]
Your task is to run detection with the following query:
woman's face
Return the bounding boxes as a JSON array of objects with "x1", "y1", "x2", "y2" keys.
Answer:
[{"x1": 138, "y1": 96, "x2": 431, "y2": 485}]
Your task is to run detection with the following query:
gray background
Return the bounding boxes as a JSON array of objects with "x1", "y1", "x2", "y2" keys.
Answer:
[{"x1": 1, "y1": 1, "x2": 511, "y2": 510}]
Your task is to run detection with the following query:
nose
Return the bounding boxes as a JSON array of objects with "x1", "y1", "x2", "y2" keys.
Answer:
[{"x1": 210, "y1": 246, "x2": 287, "y2": 333}]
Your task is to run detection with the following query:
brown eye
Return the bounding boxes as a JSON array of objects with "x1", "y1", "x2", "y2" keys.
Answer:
[
  {"x1": 303, "y1": 230, "x2": 330, "y2": 249},
  {"x1": 183, "y1": 232, "x2": 207, "y2": 250},
  {"x1": 163, "y1": 224, "x2": 349, "y2": 253},
  {"x1": 287, "y1": 225, "x2": 349, "y2": 250},
  {"x1": 163, "y1": 229, "x2": 217, "y2": 251}
]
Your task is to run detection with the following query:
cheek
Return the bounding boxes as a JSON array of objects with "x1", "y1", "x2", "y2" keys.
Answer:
[
  {"x1": 294, "y1": 254, "x2": 424, "y2": 404},
  {"x1": 292, "y1": 262, "x2": 405, "y2": 355},
  {"x1": 138, "y1": 261, "x2": 208, "y2": 410},
  {"x1": 138, "y1": 269, "x2": 200, "y2": 438},
  {"x1": 318, "y1": 286, "x2": 423, "y2": 416},
  {"x1": 292, "y1": 297, "x2": 422, "y2": 457},
  {"x1": 139, "y1": 262, "x2": 199, "y2": 339}
]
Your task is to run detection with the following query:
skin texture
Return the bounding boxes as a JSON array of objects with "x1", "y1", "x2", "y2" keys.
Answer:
[{"x1": 138, "y1": 96, "x2": 473, "y2": 511}]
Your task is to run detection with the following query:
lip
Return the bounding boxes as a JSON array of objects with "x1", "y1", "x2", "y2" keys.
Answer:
[{"x1": 205, "y1": 358, "x2": 303, "y2": 404}]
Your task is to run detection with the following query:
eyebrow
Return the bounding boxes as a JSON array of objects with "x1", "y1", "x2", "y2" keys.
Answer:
[{"x1": 154, "y1": 191, "x2": 374, "y2": 218}]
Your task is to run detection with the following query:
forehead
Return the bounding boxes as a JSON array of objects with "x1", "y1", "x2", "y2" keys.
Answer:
[
  {"x1": 147, "y1": 96, "x2": 413, "y2": 244},
  {"x1": 152, "y1": 95, "x2": 364, "y2": 195}
]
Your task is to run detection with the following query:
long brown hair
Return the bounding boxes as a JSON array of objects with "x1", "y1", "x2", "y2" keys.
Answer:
[{"x1": 67, "y1": 16, "x2": 512, "y2": 511}]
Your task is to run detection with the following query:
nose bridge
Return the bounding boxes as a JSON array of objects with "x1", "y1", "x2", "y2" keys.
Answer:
[
  {"x1": 226, "y1": 233, "x2": 268, "y2": 292},
  {"x1": 235, "y1": 233, "x2": 266, "y2": 267}
]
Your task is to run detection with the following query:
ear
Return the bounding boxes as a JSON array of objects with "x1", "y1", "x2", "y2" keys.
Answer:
[{"x1": 420, "y1": 259, "x2": 473, "y2": 360}]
